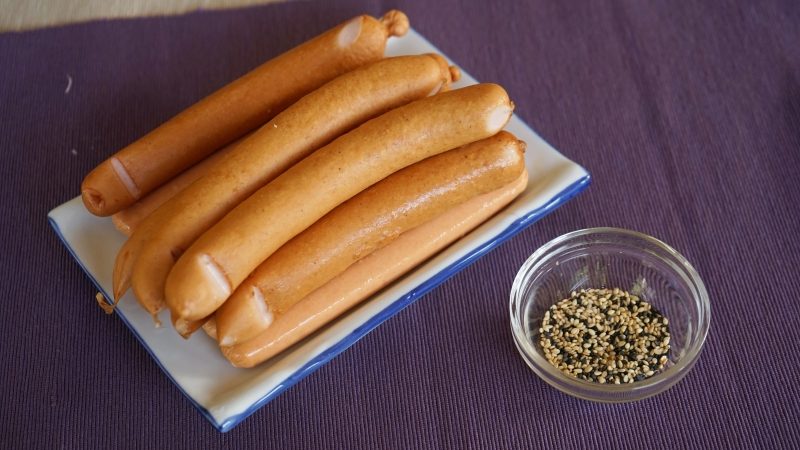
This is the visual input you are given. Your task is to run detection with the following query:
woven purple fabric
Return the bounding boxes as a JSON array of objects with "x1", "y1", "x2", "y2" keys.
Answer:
[{"x1": 2, "y1": 0, "x2": 799, "y2": 447}]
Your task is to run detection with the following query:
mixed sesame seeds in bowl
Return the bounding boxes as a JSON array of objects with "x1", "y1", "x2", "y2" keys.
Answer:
[{"x1": 509, "y1": 228, "x2": 710, "y2": 403}]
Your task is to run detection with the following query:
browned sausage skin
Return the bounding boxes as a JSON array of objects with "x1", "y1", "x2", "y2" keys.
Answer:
[
  {"x1": 110, "y1": 134, "x2": 250, "y2": 236},
  {"x1": 81, "y1": 10, "x2": 410, "y2": 216},
  {"x1": 222, "y1": 170, "x2": 529, "y2": 367},
  {"x1": 119, "y1": 54, "x2": 459, "y2": 318},
  {"x1": 165, "y1": 83, "x2": 514, "y2": 322},
  {"x1": 215, "y1": 131, "x2": 526, "y2": 345}
]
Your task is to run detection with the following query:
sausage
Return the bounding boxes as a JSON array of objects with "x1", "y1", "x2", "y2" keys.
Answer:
[
  {"x1": 221, "y1": 170, "x2": 529, "y2": 367},
  {"x1": 81, "y1": 10, "x2": 410, "y2": 216},
  {"x1": 115, "y1": 53, "x2": 458, "y2": 312},
  {"x1": 121, "y1": 54, "x2": 460, "y2": 317},
  {"x1": 165, "y1": 83, "x2": 514, "y2": 321},
  {"x1": 126, "y1": 54, "x2": 459, "y2": 317},
  {"x1": 215, "y1": 131, "x2": 526, "y2": 345},
  {"x1": 110, "y1": 134, "x2": 249, "y2": 236}
]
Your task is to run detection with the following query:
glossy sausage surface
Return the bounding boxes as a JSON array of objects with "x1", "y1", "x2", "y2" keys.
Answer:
[
  {"x1": 222, "y1": 170, "x2": 529, "y2": 367},
  {"x1": 215, "y1": 131, "x2": 526, "y2": 345},
  {"x1": 165, "y1": 83, "x2": 514, "y2": 321},
  {"x1": 122, "y1": 54, "x2": 459, "y2": 317}
]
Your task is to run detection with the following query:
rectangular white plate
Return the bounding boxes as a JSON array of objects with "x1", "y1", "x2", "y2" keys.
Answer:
[{"x1": 48, "y1": 29, "x2": 590, "y2": 432}]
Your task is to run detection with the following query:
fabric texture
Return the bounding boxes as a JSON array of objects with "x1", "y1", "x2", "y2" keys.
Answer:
[
  {"x1": 1, "y1": 0, "x2": 798, "y2": 448},
  {"x1": 0, "y1": 0, "x2": 283, "y2": 32}
]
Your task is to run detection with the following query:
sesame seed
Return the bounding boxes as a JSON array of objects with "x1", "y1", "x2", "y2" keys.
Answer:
[{"x1": 539, "y1": 288, "x2": 670, "y2": 384}]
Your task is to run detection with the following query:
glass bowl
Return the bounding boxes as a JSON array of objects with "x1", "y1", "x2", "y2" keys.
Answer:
[{"x1": 510, "y1": 227, "x2": 710, "y2": 402}]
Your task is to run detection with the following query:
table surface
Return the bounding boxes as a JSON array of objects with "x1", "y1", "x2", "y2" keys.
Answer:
[{"x1": 2, "y1": 0, "x2": 799, "y2": 448}]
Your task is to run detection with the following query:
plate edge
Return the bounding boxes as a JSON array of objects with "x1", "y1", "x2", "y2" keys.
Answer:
[{"x1": 47, "y1": 216, "x2": 227, "y2": 432}]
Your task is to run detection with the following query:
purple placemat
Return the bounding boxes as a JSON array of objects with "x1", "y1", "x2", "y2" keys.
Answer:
[{"x1": 2, "y1": 0, "x2": 799, "y2": 448}]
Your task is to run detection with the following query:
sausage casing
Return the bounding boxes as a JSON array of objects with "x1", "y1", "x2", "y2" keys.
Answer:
[
  {"x1": 165, "y1": 83, "x2": 514, "y2": 321},
  {"x1": 81, "y1": 10, "x2": 410, "y2": 216},
  {"x1": 215, "y1": 131, "x2": 526, "y2": 345}
]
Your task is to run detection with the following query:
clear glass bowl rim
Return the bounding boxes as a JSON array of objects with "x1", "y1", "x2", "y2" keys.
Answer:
[{"x1": 509, "y1": 227, "x2": 711, "y2": 400}]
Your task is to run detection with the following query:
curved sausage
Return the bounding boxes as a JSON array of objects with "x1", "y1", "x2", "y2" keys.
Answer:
[
  {"x1": 122, "y1": 54, "x2": 459, "y2": 317},
  {"x1": 165, "y1": 83, "x2": 514, "y2": 321},
  {"x1": 215, "y1": 131, "x2": 526, "y2": 345},
  {"x1": 81, "y1": 10, "x2": 410, "y2": 216},
  {"x1": 222, "y1": 170, "x2": 529, "y2": 367}
]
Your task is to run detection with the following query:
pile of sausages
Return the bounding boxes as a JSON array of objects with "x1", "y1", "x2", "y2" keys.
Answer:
[{"x1": 81, "y1": 10, "x2": 528, "y2": 368}]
